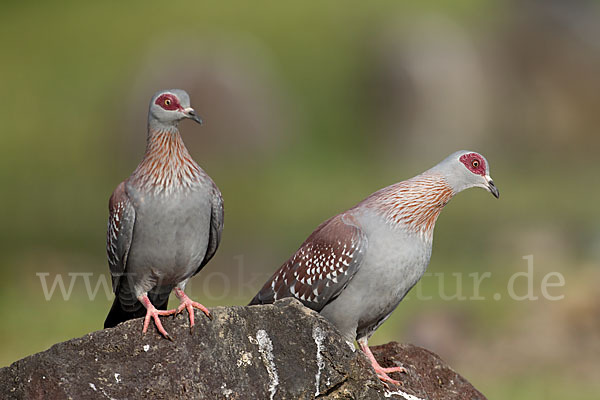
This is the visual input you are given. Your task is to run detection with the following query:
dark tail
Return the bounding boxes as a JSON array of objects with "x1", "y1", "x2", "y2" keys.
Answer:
[
  {"x1": 247, "y1": 295, "x2": 261, "y2": 306},
  {"x1": 248, "y1": 289, "x2": 275, "y2": 306},
  {"x1": 104, "y1": 293, "x2": 169, "y2": 329}
]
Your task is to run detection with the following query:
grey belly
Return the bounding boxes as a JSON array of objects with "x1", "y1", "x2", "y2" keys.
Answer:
[
  {"x1": 126, "y1": 191, "x2": 211, "y2": 294},
  {"x1": 321, "y1": 224, "x2": 431, "y2": 342}
]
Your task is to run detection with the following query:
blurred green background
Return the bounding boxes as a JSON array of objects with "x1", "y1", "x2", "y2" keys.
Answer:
[{"x1": 1, "y1": 0, "x2": 599, "y2": 398}]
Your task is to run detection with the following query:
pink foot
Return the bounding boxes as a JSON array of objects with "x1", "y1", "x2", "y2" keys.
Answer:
[
  {"x1": 173, "y1": 287, "x2": 212, "y2": 329},
  {"x1": 379, "y1": 365, "x2": 408, "y2": 374},
  {"x1": 372, "y1": 365, "x2": 407, "y2": 385},
  {"x1": 139, "y1": 294, "x2": 176, "y2": 340},
  {"x1": 358, "y1": 338, "x2": 406, "y2": 386}
]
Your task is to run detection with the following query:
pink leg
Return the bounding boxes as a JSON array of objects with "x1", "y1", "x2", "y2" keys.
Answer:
[
  {"x1": 173, "y1": 287, "x2": 212, "y2": 329},
  {"x1": 138, "y1": 294, "x2": 176, "y2": 340},
  {"x1": 358, "y1": 337, "x2": 407, "y2": 385}
]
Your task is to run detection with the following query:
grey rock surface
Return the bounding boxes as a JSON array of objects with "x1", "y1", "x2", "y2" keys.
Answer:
[{"x1": 0, "y1": 299, "x2": 486, "y2": 399}]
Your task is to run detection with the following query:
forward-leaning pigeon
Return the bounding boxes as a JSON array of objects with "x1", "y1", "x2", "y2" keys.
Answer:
[
  {"x1": 250, "y1": 151, "x2": 499, "y2": 384},
  {"x1": 104, "y1": 89, "x2": 224, "y2": 339}
]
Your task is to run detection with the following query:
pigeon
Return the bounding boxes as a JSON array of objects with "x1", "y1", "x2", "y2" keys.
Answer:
[
  {"x1": 250, "y1": 150, "x2": 498, "y2": 384},
  {"x1": 104, "y1": 89, "x2": 224, "y2": 339}
]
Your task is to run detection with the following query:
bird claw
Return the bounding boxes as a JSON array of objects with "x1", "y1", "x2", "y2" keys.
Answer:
[
  {"x1": 358, "y1": 339, "x2": 406, "y2": 386},
  {"x1": 380, "y1": 366, "x2": 408, "y2": 374},
  {"x1": 141, "y1": 304, "x2": 175, "y2": 339},
  {"x1": 173, "y1": 289, "x2": 212, "y2": 329},
  {"x1": 189, "y1": 309, "x2": 211, "y2": 333},
  {"x1": 373, "y1": 365, "x2": 405, "y2": 386},
  {"x1": 377, "y1": 372, "x2": 402, "y2": 387}
]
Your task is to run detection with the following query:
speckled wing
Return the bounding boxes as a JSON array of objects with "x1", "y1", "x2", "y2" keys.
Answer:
[
  {"x1": 106, "y1": 181, "x2": 136, "y2": 293},
  {"x1": 194, "y1": 180, "x2": 224, "y2": 275},
  {"x1": 250, "y1": 213, "x2": 368, "y2": 311}
]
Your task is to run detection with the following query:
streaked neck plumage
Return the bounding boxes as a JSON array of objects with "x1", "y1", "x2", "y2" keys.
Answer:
[
  {"x1": 361, "y1": 172, "x2": 455, "y2": 241},
  {"x1": 130, "y1": 126, "x2": 204, "y2": 194}
]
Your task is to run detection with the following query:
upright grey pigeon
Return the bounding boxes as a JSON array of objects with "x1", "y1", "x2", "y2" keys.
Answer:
[{"x1": 104, "y1": 89, "x2": 224, "y2": 339}]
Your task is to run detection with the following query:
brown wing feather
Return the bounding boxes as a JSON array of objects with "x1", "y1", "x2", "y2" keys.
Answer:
[
  {"x1": 106, "y1": 181, "x2": 136, "y2": 293},
  {"x1": 250, "y1": 213, "x2": 367, "y2": 311}
]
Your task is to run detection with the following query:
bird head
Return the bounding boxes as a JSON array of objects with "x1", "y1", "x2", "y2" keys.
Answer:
[
  {"x1": 148, "y1": 89, "x2": 202, "y2": 129},
  {"x1": 434, "y1": 150, "x2": 499, "y2": 199}
]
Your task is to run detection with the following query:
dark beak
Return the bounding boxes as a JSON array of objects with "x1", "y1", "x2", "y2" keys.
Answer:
[
  {"x1": 184, "y1": 108, "x2": 203, "y2": 125},
  {"x1": 487, "y1": 179, "x2": 500, "y2": 199}
]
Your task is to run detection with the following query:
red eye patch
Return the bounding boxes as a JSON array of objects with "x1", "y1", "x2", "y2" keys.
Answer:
[
  {"x1": 459, "y1": 153, "x2": 486, "y2": 176},
  {"x1": 155, "y1": 94, "x2": 182, "y2": 111}
]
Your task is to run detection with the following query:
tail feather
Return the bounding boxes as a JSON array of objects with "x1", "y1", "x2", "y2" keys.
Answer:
[{"x1": 248, "y1": 290, "x2": 275, "y2": 306}]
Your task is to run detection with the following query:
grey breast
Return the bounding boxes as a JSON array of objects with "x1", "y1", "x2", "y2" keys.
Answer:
[
  {"x1": 125, "y1": 185, "x2": 212, "y2": 291},
  {"x1": 322, "y1": 210, "x2": 432, "y2": 341}
]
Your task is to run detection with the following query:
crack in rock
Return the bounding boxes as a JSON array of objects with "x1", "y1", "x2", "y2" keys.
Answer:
[{"x1": 316, "y1": 376, "x2": 349, "y2": 398}]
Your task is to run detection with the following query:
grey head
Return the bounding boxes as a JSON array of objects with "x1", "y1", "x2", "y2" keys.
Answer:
[
  {"x1": 429, "y1": 150, "x2": 499, "y2": 198},
  {"x1": 148, "y1": 89, "x2": 203, "y2": 131}
]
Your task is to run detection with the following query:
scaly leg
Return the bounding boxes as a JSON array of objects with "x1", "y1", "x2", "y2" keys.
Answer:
[
  {"x1": 358, "y1": 337, "x2": 407, "y2": 385},
  {"x1": 138, "y1": 294, "x2": 176, "y2": 340},
  {"x1": 172, "y1": 287, "x2": 212, "y2": 329}
]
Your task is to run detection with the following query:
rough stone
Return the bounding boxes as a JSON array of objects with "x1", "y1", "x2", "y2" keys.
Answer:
[{"x1": 0, "y1": 298, "x2": 486, "y2": 399}]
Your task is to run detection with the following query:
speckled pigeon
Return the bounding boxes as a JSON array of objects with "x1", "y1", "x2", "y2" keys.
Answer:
[
  {"x1": 104, "y1": 89, "x2": 224, "y2": 339},
  {"x1": 250, "y1": 151, "x2": 499, "y2": 384}
]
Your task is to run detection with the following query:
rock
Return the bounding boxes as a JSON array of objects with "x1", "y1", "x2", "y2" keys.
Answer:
[
  {"x1": 371, "y1": 343, "x2": 487, "y2": 400},
  {"x1": 0, "y1": 299, "x2": 486, "y2": 399}
]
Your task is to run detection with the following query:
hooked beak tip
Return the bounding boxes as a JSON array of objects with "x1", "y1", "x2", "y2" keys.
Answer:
[
  {"x1": 184, "y1": 108, "x2": 203, "y2": 125},
  {"x1": 488, "y1": 179, "x2": 500, "y2": 199}
]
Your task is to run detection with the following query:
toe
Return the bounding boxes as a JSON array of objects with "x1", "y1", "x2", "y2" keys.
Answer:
[
  {"x1": 156, "y1": 308, "x2": 177, "y2": 316},
  {"x1": 381, "y1": 366, "x2": 407, "y2": 374},
  {"x1": 142, "y1": 314, "x2": 151, "y2": 334},
  {"x1": 377, "y1": 373, "x2": 402, "y2": 386},
  {"x1": 152, "y1": 314, "x2": 172, "y2": 339},
  {"x1": 191, "y1": 302, "x2": 212, "y2": 319},
  {"x1": 175, "y1": 303, "x2": 186, "y2": 315},
  {"x1": 187, "y1": 304, "x2": 195, "y2": 328}
]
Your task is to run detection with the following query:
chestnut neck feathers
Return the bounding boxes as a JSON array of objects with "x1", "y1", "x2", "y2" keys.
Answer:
[
  {"x1": 361, "y1": 172, "x2": 455, "y2": 240},
  {"x1": 130, "y1": 127, "x2": 205, "y2": 194}
]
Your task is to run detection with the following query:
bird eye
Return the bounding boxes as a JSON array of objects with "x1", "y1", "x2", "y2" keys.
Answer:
[
  {"x1": 164, "y1": 99, "x2": 171, "y2": 106},
  {"x1": 472, "y1": 160, "x2": 479, "y2": 168}
]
